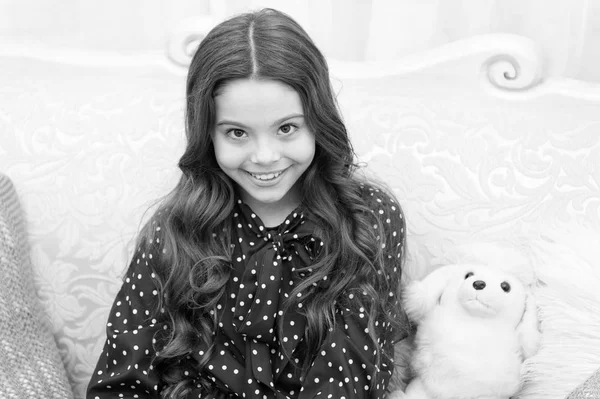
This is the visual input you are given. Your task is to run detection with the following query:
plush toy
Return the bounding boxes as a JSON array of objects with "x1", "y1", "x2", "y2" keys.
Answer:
[{"x1": 389, "y1": 264, "x2": 541, "y2": 399}]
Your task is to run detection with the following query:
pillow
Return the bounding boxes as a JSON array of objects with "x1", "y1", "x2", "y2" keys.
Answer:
[
  {"x1": 0, "y1": 173, "x2": 73, "y2": 399},
  {"x1": 567, "y1": 367, "x2": 600, "y2": 399}
]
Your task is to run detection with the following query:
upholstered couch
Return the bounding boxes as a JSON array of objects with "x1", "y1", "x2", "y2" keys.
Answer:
[{"x1": 1, "y1": 33, "x2": 599, "y2": 398}]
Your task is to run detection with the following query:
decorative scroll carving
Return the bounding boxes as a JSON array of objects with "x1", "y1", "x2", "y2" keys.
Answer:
[
  {"x1": 330, "y1": 34, "x2": 549, "y2": 96},
  {"x1": 479, "y1": 34, "x2": 545, "y2": 92},
  {"x1": 483, "y1": 53, "x2": 543, "y2": 91}
]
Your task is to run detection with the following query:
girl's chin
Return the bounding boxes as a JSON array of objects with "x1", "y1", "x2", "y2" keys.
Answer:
[
  {"x1": 238, "y1": 185, "x2": 300, "y2": 209},
  {"x1": 241, "y1": 191, "x2": 289, "y2": 207}
]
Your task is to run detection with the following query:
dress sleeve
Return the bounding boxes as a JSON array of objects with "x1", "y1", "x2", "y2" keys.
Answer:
[
  {"x1": 87, "y1": 234, "x2": 165, "y2": 399},
  {"x1": 376, "y1": 188, "x2": 407, "y2": 345},
  {"x1": 298, "y1": 188, "x2": 407, "y2": 399}
]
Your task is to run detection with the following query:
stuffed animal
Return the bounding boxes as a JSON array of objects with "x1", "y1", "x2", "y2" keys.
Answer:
[{"x1": 389, "y1": 264, "x2": 541, "y2": 399}]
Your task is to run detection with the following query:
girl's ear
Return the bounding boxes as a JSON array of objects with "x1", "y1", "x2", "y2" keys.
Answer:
[
  {"x1": 402, "y1": 265, "x2": 459, "y2": 323},
  {"x1": 517, "y1": 293, "x2": 542, "y2": 359}
]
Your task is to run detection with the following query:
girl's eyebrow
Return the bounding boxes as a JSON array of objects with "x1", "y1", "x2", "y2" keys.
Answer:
[
  {"x1": 270, "y1": 114, "x2": 304, "y2": 127},
  {"x1": 216, "y1": 114, "x2": 304, "y2": 128},
  {"x1": 215, "y1": 120, "x2": 250, "y2": 128}
]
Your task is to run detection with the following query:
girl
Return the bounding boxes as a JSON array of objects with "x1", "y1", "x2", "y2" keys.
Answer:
[{"x1": 87, "y1": 8, "x2": 408, "y2": 399}]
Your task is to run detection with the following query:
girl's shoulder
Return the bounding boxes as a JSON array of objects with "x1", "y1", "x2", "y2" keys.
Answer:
[
  {"x1": 131, "y1": 208, "x2": 170, "y2": 270},
  {"x1": 356, "y1": 181, "x2": 406, "y2": 247},
  {"x1": 138, "y1": 209, "x2": 167, "y2": 244},
  {"x1": 357, "y1": 181, "x2": 403, "y2": 216}
]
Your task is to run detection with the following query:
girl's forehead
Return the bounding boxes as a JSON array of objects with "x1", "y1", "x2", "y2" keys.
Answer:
[
  {"x1": 217, "y1": 78, "x2": 299, "y2": 101},
  {"x1": 214, "y1": 79, "x2": 304, "y2": 124}
]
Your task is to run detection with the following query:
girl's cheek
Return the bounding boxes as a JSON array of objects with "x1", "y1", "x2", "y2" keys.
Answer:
[{"x1": 293, "y1": 134, "x2": 316, "y2": 162}]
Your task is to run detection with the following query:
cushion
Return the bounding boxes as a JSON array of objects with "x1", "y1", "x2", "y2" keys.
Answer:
[
  {"x1": 0, "y1": 173, "x2": 73, "y2": 398},
  {"x1": 568, "y1": 368, "x2": 600, "y2": 399}
]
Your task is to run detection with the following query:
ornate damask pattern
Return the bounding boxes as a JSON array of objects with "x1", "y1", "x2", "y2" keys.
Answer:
[
  {"x1": 0, "y1": 34, "x2": 599, "y2": 398},
  {"x1": 0, "y1": 58, "x2": 186, "y2": 398},
  {"x1": 337, "y1": 74, "x2": 600, "y2": 281}
]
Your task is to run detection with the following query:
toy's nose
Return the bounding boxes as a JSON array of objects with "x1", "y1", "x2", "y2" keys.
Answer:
[{"x1": 473, "y1": 280, "x2": 486, "y2": 290}]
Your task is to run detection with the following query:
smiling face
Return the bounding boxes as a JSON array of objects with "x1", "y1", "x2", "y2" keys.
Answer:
[{"x1": 211, "y1": 78, "x2": 316, "y2": 222}]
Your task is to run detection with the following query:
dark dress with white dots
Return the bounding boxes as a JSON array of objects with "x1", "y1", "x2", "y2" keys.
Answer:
[{"x1": 87, "y1": 186, "x2": 406, "y2": 399}]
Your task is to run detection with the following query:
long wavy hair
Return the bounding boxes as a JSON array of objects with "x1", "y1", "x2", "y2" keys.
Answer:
[{"x1": 138, "y1": 8, "x2": 407, "y2": 398}]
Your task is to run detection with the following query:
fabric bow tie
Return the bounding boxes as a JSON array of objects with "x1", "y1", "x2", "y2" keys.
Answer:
[
  {"x1": 195, "y1": 199, "x2": 324, "y2": 397},
  {"x1": 232, "y1": 201, "x2": 317, "y2": 342}
]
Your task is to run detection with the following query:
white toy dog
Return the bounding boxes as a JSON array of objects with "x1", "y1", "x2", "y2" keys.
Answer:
[{"x1": 390, "y1": 264, "x2": 541, "y2": 399}]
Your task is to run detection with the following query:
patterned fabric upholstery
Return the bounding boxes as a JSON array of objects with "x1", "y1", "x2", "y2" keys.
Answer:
[
  {"x1": 0, "y1": 173, "x2": 73, "y2": 399},
  {"x1": 567, "y1": 368, "x2": 600, "y2": 399}
]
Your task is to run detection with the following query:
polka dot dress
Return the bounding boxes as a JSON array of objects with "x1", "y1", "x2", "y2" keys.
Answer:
[{"x1": 87, "y1": 186, "x2": 406, "y2": 398}]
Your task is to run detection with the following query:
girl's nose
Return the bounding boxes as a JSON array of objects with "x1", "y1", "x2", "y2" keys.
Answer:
[{"x1": 251, "y1": 137, "x2": 281, "y2": 164}]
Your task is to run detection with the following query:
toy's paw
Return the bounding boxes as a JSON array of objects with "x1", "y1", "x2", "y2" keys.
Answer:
[
  {"x1": 519, "y1": 294, "x2": 542, "y2": 359},
  {"x1": 403, "y1": 280, "x2": 426, "y2": 322},
  {"x1": 387, "y1": 389, "x2": 407, "y2": 399}
]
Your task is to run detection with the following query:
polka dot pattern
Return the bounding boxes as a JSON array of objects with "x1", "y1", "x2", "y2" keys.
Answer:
[
  {"x1": 87, "y1": 186, "x2": 405, "y2": 398},
  {"x1": 86, "y1": 232, "x2": 164, "y2": 398}
]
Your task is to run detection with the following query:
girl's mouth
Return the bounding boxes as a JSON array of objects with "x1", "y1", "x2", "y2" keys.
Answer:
[{"x1": 247, "y1": 168, "x2": 287, "y2": 181}]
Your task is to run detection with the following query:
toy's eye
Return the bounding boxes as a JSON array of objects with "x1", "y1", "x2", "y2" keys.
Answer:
[
  {"x1": 501, "y1": 282, "x2": 511, "y2": 292},
  {"x1": 465, "y1": 272, "x2": 474, "y2": 279}
]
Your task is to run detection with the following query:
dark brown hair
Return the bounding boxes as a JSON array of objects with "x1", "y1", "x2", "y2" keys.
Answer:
[{"x1": 138, "y1": 8, "x2": 406, "y2": 398}]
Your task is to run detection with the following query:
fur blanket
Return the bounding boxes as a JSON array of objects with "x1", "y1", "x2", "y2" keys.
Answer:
[{"x1": 518, "y1": 228, "x2": 600, "y2": 398}]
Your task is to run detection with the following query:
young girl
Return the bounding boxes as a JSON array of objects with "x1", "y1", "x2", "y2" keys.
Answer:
[{"x1": 87, "y1": 8, "x2": 408, "y2": 399}]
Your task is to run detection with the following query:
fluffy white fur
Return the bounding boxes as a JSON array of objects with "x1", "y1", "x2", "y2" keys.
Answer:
[
  {"x1": 515, "y1": 228, "x2": 600, "y2": 398},
  {"x1": 390, "y1": 264, "x2": 541, "y2": 399}
]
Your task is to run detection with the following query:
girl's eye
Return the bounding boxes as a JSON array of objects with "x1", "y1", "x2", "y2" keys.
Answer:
[
  {"x1": 279, "y1": 124, "x2": 298, "y2": 135},
  {"x1": 227, "y1": 129, "x2": 247, "y2": 139}
]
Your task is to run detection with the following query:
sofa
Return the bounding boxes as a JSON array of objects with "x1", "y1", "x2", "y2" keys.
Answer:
[{"x1": 1, "y1": 31, "x2": 599, "y2": 398}]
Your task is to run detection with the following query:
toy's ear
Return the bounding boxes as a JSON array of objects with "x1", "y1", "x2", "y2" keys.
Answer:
[
  {"x1": 403, "y1": 265, "x2": 461, "y2": 323},
  {"x1": 516, "y1": 293, "x2": 542, "y2": 359}
]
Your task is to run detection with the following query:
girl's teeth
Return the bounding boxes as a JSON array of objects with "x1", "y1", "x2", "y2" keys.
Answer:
[{"x1": 251, "y1": 171, "x2": 282, "y2": 180}]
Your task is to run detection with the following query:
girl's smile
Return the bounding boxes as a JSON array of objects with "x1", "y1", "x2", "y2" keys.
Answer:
[
  {"x1": 246, "y1": 166, "x2": 289, "y2": 183},
  {"x1": 211, "y1": 78, "x2": 316, "y2": 224}
]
